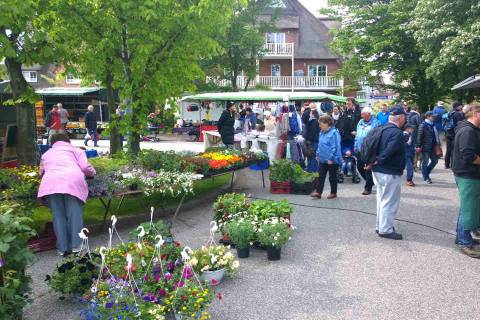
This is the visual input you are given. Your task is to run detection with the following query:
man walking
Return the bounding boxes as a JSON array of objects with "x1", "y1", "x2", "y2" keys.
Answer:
[
  {"x1": 444, "y1": 101, "x2": 465, "y2": 169},
  {"x1": 376, "y1": 103, "x2": 390, "y2": 126},
  {"x1": 433, "y1": 101, "x2": 447, "y2": 134},
  {"x1": 57, "y1": 103, "x2": 69, "y2": 130},
  {"x1": 371, "y1": 106, "x2": 406, "y2": 240},
  {"x1": 452, "y1": 104, "x2": 480, "y2": 258},
  {"x1": 84, "y1": 105, "x2": 98, "y2": 147},
  {"x1": 355, "y1": 107, "x2": 379, "y2": 195},
  {"x1": 416, "y1": 111, "x2": 440, "y2": 184}
]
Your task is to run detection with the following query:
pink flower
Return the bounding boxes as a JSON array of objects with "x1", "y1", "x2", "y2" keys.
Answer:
[
  {"x1": 158, "y1": 288, "x2": 166, "y2": 296},
  {"x1": 177, "y1": 281, "x2": 185, "y2": 287},
  {"x1": 154, "y1": 274, "x2": 160, "y2": 283},
  {"x1": 164, "y1": 273, "x2": 172, "y2": 281}
]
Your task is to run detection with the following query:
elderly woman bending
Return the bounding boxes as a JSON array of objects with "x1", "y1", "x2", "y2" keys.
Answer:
[{"x1": 38, "y1": 133, "x2": 96, "y2": 256}]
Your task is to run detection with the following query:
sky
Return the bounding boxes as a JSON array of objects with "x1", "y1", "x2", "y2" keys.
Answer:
[{"x1": 298, "y1": 0, "x2": 328, "y2": 16}]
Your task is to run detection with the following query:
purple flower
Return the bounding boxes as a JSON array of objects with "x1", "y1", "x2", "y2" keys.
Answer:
[
  {"x1": 0, "y1": 259, "x2": 4, "y2": 268},
  {"x1": 105, "y1": 301, "x2": 114, "y2": 309},
  {"x1": 147, "y1": 171, "x2": 157, "y2": 177},
  {"x1": 154, "y1": 274, "x2": 160, "y2": 284},
  {"x1": 167, "y1": 262, "x2": 175, "y2": 272},
  {"x1": 176, "y1": 281, "x2": 185, "y2": 288},
  {"x1": 143, "y1": 295, "x2": 152, "y2": 302},
  {"x1": 144, "y1": 275, "x2": 150, "y2": 282},
  {"x1": 158, "y1": 288, "x2": 166, "y2": 296},
  {"x1": 182, "y1": 266, "x2": 193, "y2": 279},
  {"x1": 164, "y1": 273, "x2": 172, "y2": 281}
]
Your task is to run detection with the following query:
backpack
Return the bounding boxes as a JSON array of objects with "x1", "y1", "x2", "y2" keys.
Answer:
[
  {"x1": 442, "y1": 111, "x2": 455, "y2": 132},
  {"x1": 359, "y1": 126, "x2": 387, "y2": 165}
]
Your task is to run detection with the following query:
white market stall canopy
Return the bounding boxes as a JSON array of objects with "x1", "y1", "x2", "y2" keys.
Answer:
[
  {"x1": 182, "y1": 91, "x2": 366, "y2": 104},
  {"x1": 452, "y1": 75, "x2": 480, "y2": 90}
]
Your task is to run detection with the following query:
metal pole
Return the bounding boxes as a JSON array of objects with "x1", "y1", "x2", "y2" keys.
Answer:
[
  {"x1": 99, "y1": 101, "x2": 103, "y2": 122},
  {"x1": 291, "y1": 44, "x2": 295, "y2": 92}
]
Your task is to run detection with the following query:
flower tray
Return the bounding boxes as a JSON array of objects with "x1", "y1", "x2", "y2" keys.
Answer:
[
  {"x1": 290, "y1": 181, "x2": 315, "y2": 195},
  {"x1": 270, "y1": 181, "x2": 291, "y2": 194},
  {"x1": 27, "y1": 222, "x2": 57, "y2": 253}
]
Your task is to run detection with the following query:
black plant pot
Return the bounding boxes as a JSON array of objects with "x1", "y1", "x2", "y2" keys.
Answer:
[
  {"x1": 129, "y1": 183, "x2": 138, "y2": 191},
  {"x1": 236, "y1": 247, "x2": 250, "y2": 259},
  {"x1": 266, "y1": 246, "x2": 281, "y2": 261}
]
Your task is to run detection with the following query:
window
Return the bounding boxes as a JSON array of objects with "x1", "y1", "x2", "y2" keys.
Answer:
[
  {"x1": 22, "y1": 71, "x2": 37, "y2": 83},
  {"x1": 307, "y1": 65, "x2": 327, "y2": 77},
  {"x1": 266, "y1": 32, "x2": 286, "y2": 44},
  {"x1": 271, "y1": 64, "x2": 281, "y2": 77},
  {"x1": 66, "y1": 74, "x2": 81, "y2": 84}
]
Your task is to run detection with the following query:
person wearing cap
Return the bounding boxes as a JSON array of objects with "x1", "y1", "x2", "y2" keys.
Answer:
[
  {"x1": 433, "y1": 101, "x2": 447, "y2": 133},
  {"x1": 445, "y1": 101, "x2": 465, "y2": 169},
  {"x1": 416, "y1": 111, "x2": 440, "y2": 184},
  {"x1": 370, "y1": 105, "x2": 406, "y2": 240},
  {"x1": 404, "y1": 124, "x2": 416, "y2": 186},
  {"x1": 217, "y1": 102, "x2": 236, "y2": 148}
]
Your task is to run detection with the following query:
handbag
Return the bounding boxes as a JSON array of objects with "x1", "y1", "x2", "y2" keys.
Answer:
[{"x1": 434, "y1": 144, "x2": 443, "y2": 157}]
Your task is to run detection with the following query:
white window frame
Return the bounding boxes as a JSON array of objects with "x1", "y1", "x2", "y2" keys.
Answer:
[
  {"x1": 22, "y1": 71, "x2": 37, "y2": 83},
  {"x1": 66, "y1": 74, "x2": 81, "y2": 84},
  {"x1": 266, "y1": 32, "x2": 286, "y2": 44},
  {"x1": 307, "y1": 65, "x2": 328, "y2": 77},
  {"x1": 271, "y1": 64, "x2": 281, "y2": 77}
]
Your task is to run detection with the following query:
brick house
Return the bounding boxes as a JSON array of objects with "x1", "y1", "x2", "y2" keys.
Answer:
[{"x1": 215, "y1": 0, "x2": 343, "y2": 93}]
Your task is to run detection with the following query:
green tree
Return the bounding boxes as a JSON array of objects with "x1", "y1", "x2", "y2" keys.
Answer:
[
  {"x1": 325, "y1": 0, "x2": 446, "y2": 110},
  {"x1": 0, "y1": 0, "x2": 54, "y2": 164},
  {"x1": 412, "y1": 0, "x2": 480, "y2": 101},
  {"x1": 203, "y1": 0, "x2": 277, "y2": 91}
]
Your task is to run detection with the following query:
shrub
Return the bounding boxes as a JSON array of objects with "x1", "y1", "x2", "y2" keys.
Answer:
[{"x1": 269, "y1": 159, "x2": 297, "y2": 182}]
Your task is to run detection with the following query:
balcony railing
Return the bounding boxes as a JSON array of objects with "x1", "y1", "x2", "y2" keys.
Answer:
[
  {"x1": 264, "y1": 43, "x2": 294, "y2": 56},
  {"x1": 208, "y1": 76, "x2": 342, "y2": 90}
]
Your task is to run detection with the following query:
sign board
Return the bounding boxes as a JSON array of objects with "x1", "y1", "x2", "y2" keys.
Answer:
[{"x1": 35, "y1": 100, "x2": 44, "y2": 127}]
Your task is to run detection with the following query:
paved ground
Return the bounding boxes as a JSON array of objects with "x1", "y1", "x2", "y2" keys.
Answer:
[{"x1": 24, "y1": 145, "x2": 480, "y2": 320}]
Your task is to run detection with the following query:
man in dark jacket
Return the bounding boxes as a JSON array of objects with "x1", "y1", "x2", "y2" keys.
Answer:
[
  {"x1": 336, "y1": 98, "x2": 361, "y2": 153},
  {"x1": 305, "y1": 109, "x2": 320, "y2": 173},
  {"x1": 452, "y1": 103, "x2": 480, "y2": 258},
  {"x1": 371, "y1": 106, "x2": 406, "y2": 240},
  {"x1": 445, "y1": 101, "x2": 465, "y2": 169},
  {"x1": 416, "y1": 111, "x2": 440, "y2": 184},
  {"x1": 84, "y1": 105, "x2": 98, "y2": 147},
  {"x1": 217, "y1": 102, "x2": 236, "y2": 148}
]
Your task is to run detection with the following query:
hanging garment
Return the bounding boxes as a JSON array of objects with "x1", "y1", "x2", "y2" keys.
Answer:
[{"x1": 286, "y1": 142, "x2": 292, "y2": 160}]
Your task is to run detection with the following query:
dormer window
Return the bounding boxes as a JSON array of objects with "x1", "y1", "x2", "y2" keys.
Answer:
[{"x1": 266, "y1": 32, "x2": 286, "y2": 44}]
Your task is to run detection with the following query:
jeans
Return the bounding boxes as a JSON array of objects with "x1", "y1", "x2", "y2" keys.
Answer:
[
  {"x1": 47, "y1": 194, "x2": 85, "y2": 253},
  {"x1": 421, "y1": 151, "x2": 438, "y2": 181},
  {"x1": 456, "y1": 209, "x2": 473, "y2": 247},
  {"x1": 317, "y1": 163, "x2": 339, "y2": 195},
  {"x1": 406, "y1": 156, "x2": 414, "y2": 182},
  {"x1": 356, "y1": 158, "x2": 374, "y2": 192},
  {"x1": 84, "y1": 128, "x2": 98, "y2": 146},
  {"x1": 306, "y1": 142, "x2": 319, "y2": 173},
  {"x1": 372, "y1": 172, "x2": 401, "y2": 234}
]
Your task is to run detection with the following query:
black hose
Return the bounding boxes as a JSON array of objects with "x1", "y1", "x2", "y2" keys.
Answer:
[{"x1": 250, "y1": 196, "x2": 456, "y2": 237}]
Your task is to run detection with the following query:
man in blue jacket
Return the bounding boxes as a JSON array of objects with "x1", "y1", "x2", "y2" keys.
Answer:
[
  {"x1": 433, "y1": 101, "x2": 447, "y2": 133},
  {"x1": 371, "y1": 106, "x2": 406, "y2": 240}
]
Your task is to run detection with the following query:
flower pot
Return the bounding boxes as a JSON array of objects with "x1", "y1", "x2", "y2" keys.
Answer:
[
  {"x1": 266, "y1": 246, "x2": 281, "y2": 261},
  {"x1": 199, "y1": 268, "x2": 226, "y2": 285},
  {"x1": 236, "y1": 247, "x2": 250, "y2": 259},
  {"x1": 129, "y1": 183, "x2": 138, "y2": 191}
]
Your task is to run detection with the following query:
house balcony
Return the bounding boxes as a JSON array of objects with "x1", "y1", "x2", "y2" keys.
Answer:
[
  {"x1": 264, "y1": 43, "x2": 294, "y2": 57},
  {"x1": 209, "y1": 76, "x2": 343, "y2": 91}
]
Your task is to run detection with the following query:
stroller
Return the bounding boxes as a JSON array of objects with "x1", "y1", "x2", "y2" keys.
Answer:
[{"x1": 337, "y1": 141, "x2": 361, "y2": 184}]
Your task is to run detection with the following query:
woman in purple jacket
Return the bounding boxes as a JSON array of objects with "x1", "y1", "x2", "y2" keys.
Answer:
[{"x1": 38, "y1": 133, "x2": 96, "y2": 256}]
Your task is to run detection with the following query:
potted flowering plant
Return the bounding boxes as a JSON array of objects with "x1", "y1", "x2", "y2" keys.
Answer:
[
  {"x1": 257, "y1": 219, "x2": 293, "y2": 261},
  {"x1": 163, "y1": 282, "x2": 212, "y2": 320},
  {"x1": 46, "y1": 254, "x2": 100, "y2": 296},
  {"x1": 225, "y1": 219, "x2": 254, "y2": 258},
  {"x1": 190, "y1": 245, "x2": 239, "y2": 285},
  {"x1": 213, "y1": 193, "x2": 250, "y2": 233}
]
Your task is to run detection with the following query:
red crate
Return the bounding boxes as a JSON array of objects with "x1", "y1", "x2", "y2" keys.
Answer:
[{"x1": 270, "y1": 181, "x2": 291, "y2": 194}]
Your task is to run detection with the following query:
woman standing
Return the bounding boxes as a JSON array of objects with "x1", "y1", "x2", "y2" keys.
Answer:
[
  {"x1": 38, "y1": 134, "x2": 96, "y2": 256},
  {"x1": 305, "y1": 109, "x2": 320, "y2": 173},
  {"x1": 310, "y1": 115, "x2": 342, "y2": 199},
  {"x1": 217, "y1": 102, "x2": 236, "y2": 148}
]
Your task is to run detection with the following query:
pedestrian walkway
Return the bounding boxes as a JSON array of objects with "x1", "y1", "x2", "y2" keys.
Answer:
[{"x1": 25, "y1": 162, "x2": 480, "y2": 320}]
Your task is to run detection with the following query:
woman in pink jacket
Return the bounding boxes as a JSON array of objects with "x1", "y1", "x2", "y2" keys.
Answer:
[{"x1": 38, "y1": 133, "x2": 96, "y2": 256}]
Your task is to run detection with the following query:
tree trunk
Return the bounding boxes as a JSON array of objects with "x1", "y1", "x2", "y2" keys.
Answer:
[
  {"x1": 4, "y1": 58, "x2": 38, "y2": 165},
  {"x1": 106, "y1": 71, "x2": 122, "y2": 155}
]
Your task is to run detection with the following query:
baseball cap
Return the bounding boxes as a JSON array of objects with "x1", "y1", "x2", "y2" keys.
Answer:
[
  {"x1": 389, "y1": 105, "x2": 406, "y2": 116},
  {"x1": 425, "y1": 111, "x2": 436, "y2": 118}
]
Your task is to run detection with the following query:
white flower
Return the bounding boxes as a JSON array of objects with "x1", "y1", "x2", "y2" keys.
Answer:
[
  {"x1": 274, "y1": 236, "x2": 278, "y2": 241},
  {"x1": 232, "y1": 260, "x2": 240, "y2": 269},
  {"x1": 190, "y1": 257, "x2": 198, "y2": 266}
]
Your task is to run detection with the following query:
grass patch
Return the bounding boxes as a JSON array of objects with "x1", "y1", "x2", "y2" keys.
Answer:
[{"x1": 31, "y1": 174, "x2": 231, "y2": 233}]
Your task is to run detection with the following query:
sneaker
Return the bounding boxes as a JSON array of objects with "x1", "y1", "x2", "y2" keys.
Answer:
[
  {"x1": 459, "y1": 246, "x2": 480, "y2": 259},
  {"x1": 455, "y1": 238, "x2": 480, "y2": 246},
  {"x1": 57, "y1": 250, "x2": 70, "y2": 257},
  {"x1": 327, "y1": 194, "x2": 337, "y2": 199},
  {"x1": 72, "y1": 247, "x2": 82, "y2": 253},
  {"x1": 406, "y1": 181, "x2": 415, "y2": 187},
  {"x1": 471, "y1": 230, "x2": 480, "y2": 241},
  {"x1": 361, "y1": 189, "x2": 372, "y2": 195},
  {"x1": 378, "y1": 232, "x2": 403, "y2": 240},
  {"x1": 424, "y1": 179, "x2": 432, "y2": 185}
]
